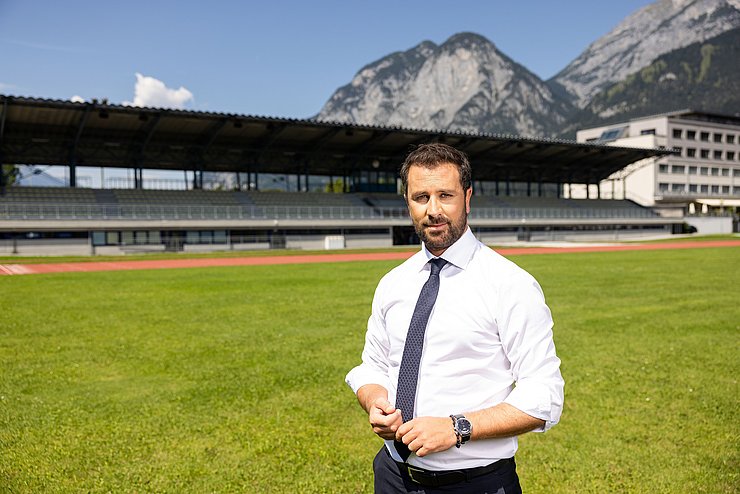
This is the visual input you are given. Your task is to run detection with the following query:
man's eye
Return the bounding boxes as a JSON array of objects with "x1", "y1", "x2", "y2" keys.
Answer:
[{"x1": 414, "y1": 195, "x2": 429, "y2": 203}]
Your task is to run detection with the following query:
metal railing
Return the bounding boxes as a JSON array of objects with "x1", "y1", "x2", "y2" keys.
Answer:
[{"x1": 0, "y1": 202, "x2": 661, "y2": 221}]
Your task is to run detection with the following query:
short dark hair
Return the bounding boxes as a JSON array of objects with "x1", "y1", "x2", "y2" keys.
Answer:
[{"x1": 400, "y1": 143, "x2": 472, "y2": 195}]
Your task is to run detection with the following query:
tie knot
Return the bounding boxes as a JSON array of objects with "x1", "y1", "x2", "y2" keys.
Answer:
[{"x1": 429, "y1": 258, "x2": 448, "y2": 275}]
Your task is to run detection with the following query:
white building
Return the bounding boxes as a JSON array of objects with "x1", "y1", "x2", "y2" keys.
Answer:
[{"x1": 575, "y1": 111, "x2": 740, "y2": 227}]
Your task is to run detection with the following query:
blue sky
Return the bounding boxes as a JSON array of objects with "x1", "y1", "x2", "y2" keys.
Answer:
[{"x1": 1, "y1": 0, "x2": 652, "y2": 119}]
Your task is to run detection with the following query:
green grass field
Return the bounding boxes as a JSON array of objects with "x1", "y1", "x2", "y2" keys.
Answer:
[{"x1": 1, "y1": 247, "x2": 738, "y2": 493}]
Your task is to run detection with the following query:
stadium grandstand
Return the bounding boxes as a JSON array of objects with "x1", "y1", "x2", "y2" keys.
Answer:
[{"x1": 0, "y1": 95, "x2": 681, "y2": 255}]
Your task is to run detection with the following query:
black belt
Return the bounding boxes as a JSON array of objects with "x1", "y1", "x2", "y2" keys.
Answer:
[{"x1": 392, "y1": 452, "x2": 513, "y2": 488}]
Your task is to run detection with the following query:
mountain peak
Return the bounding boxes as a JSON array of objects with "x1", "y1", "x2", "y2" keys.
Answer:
[
  {"x1": 549, "y1": 0, "x2": 740, "y2": 106},
  {"x1": 316, "y1": 0, "x2": 739, "y2": 138},
  {"x1": 317, "y1": 31, "x2": 573, "y2": 135}
]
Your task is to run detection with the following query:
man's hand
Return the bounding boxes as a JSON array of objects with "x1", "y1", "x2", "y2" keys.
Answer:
[
  {"x1": 368, "y1": 398, "x2": 403, "y2": 440},
  {"x1": 396, "y1": 416, "x2": 457, "y2": 457}
]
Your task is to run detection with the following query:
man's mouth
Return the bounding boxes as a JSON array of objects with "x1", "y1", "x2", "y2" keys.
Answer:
[{"x1": 425, "y1": 222, "x2": 448, "y2": 231}]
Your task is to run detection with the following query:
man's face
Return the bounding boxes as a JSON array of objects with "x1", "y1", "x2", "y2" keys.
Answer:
[{"x1": 405, "y1": 163, "x2": 472, "y2": 256}]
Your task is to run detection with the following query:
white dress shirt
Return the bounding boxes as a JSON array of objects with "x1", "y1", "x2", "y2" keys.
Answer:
[{"x1": 345, "y1": 227, "x2": 564, "y2": 471}]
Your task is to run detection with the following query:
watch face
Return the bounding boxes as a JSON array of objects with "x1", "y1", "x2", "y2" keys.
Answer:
[{"x1": 458, "y1": 418, "x2": 472, "y2": 435}]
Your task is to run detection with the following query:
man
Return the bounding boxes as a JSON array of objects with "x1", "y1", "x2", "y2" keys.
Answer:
[{"x1": 345, "y1": 143, "x2": 564, "y2": 493}]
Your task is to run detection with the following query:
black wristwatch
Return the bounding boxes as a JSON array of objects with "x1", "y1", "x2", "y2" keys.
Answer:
[{"x1": 451, "y1": 414, "x2": 473, "y2": 447}]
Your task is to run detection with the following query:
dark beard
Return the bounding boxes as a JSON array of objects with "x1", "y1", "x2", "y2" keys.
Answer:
[{"x1": 415, "y1": 213, "x2": 467, "y2": 253}]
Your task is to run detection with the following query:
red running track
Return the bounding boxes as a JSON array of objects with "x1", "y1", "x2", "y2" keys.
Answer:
[{"x1": 1, "y1": 240, "x2": 738, "y2": 276}]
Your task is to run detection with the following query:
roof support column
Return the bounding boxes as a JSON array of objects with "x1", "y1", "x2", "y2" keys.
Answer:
[
  {"x1": 68, "y1": 103, "x2": 93, "y2": 188},
  {"x1": 0, "y1": 98, "x2": 7, "y2": 190},
  {"x1": 305, "y1": 160, "x2": 310, "y2": 192},
  {"x1": 623, "y1": 177, "x2": 627, "y2": 200},
  {"x1": 134, "y1": 168, "x2": 143, "y2": 189},
  {"x1": 69, "y1": 165, "x2": 77, "y2": 188}
]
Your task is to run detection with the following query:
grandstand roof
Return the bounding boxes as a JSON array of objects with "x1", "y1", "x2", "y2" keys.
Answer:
[{"x1": 0, "y1": 95, "x2": 674, "y2": 184}]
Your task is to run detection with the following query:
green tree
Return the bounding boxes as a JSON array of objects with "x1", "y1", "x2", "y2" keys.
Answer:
[
  {"x1": 1, "y1": 164, "x2": 19, "y2": 188},
  {"x1": 324, "y1": 178, "x2": 344, "y2": 193}
]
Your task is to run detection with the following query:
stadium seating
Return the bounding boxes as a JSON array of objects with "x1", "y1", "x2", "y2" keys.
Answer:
[{"x1": 0, "y1": 186, "x2": 659, "y2": 221}]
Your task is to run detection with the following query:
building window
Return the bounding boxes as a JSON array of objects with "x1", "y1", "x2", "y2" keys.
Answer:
[
  {"x1": 728, "y1": 134, "x2": 736, "y2": 144},
  {"x1": 728, "y1": 151, "x2": 736, "y2": 161},
  {"x1": 598, "y1": 127, "x2": 628, "y2": 141},
  {"x1": 674, "y1": 147, "x2": 682, "y2": 155},
  {"x1": 641, "y1": 129, "x2": 656, "y2": 135},
  {"x1": 687, "y1": 148, "x2": 696, "y2": 158},
  {"x1": 106, "y1": 231, "x2": 120, "y2": 244},
  {"x1": 711, "y1": 185, "x2": 719, "y2": 193},
  {"x1": 673, "y1": 128, "x2": 682, "y2": 139},
  {"x1": 659, "y1": 183, "x2": 669, "y2": 192},
  {"x1": 700, "y1": 184, "x2": 709, "y2": 193},
  {"x1": 721, "y1": 168, "x2": 729, "y2": 176},
  {"x1": 687, "y1": 130, "x2": 696, "y2": 140},
  {"x1": 714, "y1": 150, "x2": 723, "y2": 160},
  {"x1": 734, "y1": 168, "x2": 740, "y2": 177},
  {"x1": 689, "y1": 184, "x2": 698, "y2": 193},
  {"x1": 701, "y1": 149, "x2": 710, "y2": 158},
  {"x1": 713, "y1": 133, "x2": 722, "y2": 143},
  {"x1": 722, "y1": 186, "x2": 730, "y2": 194},
  {"x1": 700, "y1": 131, "x2": 710, "y2": 141},
  {"x1": 671, "y1": 165, "x2": 685, "y2": 174},
  {"x1": 734, "y1": 186, "x2": 740, "y2": 195},
  {"x1": 700, "y1": 167, "x2": 708, "y2": 175},
  {"x1": 689, "y1": 166, "x2": 697, "y2": 174},
  {"x1": 659, "y1": 164, "x2": 669, "y2": 173},
  {"x1": 711, "y1": 168, "x2": 719, "y2": 176},
  {"x1": 671, "y1": 184, "x2": 685, "y2": 192}
]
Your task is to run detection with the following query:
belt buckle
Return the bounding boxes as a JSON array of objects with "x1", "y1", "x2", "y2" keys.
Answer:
[{"x1": 406, "y1": 465, "x2": 427, "y2": 485}]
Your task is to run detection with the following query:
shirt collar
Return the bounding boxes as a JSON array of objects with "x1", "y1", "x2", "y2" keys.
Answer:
[{"x1": 419, "y1": 226, "x2": 478, "y2": 271}]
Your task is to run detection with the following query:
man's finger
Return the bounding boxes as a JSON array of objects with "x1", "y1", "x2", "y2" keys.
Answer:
[{"x1": 377, "y1": 399, "x2": 397, "y2": 414}]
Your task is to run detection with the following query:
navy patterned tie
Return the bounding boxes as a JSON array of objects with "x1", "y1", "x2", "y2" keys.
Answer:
[{"x1": 394, "y1": 257, "x2": 448, "y2": 461}]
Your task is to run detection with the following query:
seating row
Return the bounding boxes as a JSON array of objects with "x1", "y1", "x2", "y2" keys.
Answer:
[{"x1": 0, "y1": 186, "x2": 656, "y2": 216}]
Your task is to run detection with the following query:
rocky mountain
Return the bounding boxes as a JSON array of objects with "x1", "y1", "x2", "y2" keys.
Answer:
[
  {"x1": 558, "y1": 28, "x2": 740, "y2": 137},
  {"x1": 548, "y1": 0, "x2": 740, "y2": 107},
  {"x1": 316, "y1": 33, "x2": 575, "y2": 137},
  {"x1": 316, "y1": 0, "x2": 740, "y2": 138}
]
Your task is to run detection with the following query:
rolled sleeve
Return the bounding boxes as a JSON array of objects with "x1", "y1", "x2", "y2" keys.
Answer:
[
  {"x1": 499, "y1": 274, "x2": 564, "y2": 432},
  {"x1": 345, "y1": 285, "x2": 392, "y2": 395}
]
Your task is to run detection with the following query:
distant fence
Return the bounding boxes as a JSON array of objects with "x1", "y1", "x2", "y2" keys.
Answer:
[{"x1": 0, "y1": 203, "x2": 660, "y2": 221}]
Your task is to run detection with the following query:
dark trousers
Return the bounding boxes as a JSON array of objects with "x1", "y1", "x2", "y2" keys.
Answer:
[{"x1": 373, "y1": 447, "x2": 522, "y2": 494}]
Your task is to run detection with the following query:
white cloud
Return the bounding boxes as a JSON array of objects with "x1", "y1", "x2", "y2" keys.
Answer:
[
  {"x1": 123, "y1": 73, "x2": 194, "y2": 109},
  {"x1": 70, "y1": 95, "x2": 85, "y2": 103},
  {"x1": 0, "y1": 82, "x2": 17, "y2": 92}
]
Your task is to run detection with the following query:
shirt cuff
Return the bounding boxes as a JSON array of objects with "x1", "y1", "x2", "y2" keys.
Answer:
[
  {"x1": 345, "y1": 365, "x2": 391, "y2": 395},
  {"x1": 503, "y1": 380, "x2": 563, "y2": 432}
]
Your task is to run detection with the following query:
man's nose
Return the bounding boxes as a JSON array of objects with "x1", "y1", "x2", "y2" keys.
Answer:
[{"x1": 427, "y1": 196, "x2": 443, "y2": 216}]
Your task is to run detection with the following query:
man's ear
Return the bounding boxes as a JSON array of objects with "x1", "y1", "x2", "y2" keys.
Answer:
[{"x1": 465, "y1": 188, "x2": 473, "y2": 214}]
